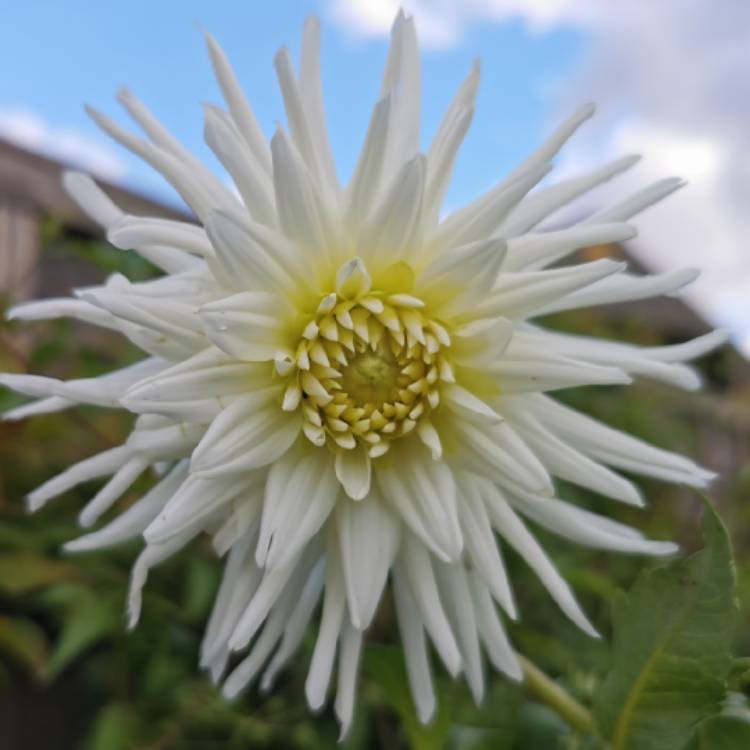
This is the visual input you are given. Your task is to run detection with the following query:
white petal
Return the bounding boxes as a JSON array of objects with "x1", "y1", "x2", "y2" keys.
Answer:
[
  {"x1": 199, "y1": 291, "x2": 293, "y2": 361},
  {"x1": 7, "y1": 297, "x2": 118, "y2": 329},
  {"x1": 334, "y1": 445, "x2": 372, "y2": 501},
  {"x1": 63, "y1": 171, "x2": 122, "y2": 227},
  {"x1": 127, "y1": 521, "x2": 202, "y2": 629},
  {"x1": 336, "y1": 489, "x2": 400, "y2": 629},
  {"x1": 513, "y1": 327, "x2": 703, "y2": 391},
  {"x1": 378, "y1": 441, "x2": 463, "y2": 562},
  {"x1": 336, "y1": 257, "x2": 372, "y2": 300},
  {"x1": 0, "y1": 357, "x2": 164, "y2": 409},
  {"x1": 417, "y1": 237, "x2": 506, "y2": 317},
  {"x1": 204, "y1": 208, "x2": 303, "y2": 294},
  {"x1": 261, "y1": 560, "x2": 326, "y2": 691},
  {"x1": 223, "y1": 561, "x2": 313, "y2": 699},
  {"x1": 230, "y1": 544, "x2": 318, "y2": 651},
  {"x1": 257, "y1": 448, "x2": 337, "y2": 570},
  {"x1": 27, "y1": 445, "x2": 130, "y2": 512},
  {"x1": 86, "y1": 105, "x2": 222, "y2": 222},
  {"x1": 457, "y1": 475, "x2": 516, "y2": 617},
  {"x1": 204, "y1": 31, "x2": 272, "y2": 175},
  {"x1": 435, "y1": 163, "x2": 549, "y2": 251},
  {"x1": 145, "y1": 472, "x2": 263, "y2": 544},
  {"x1": 503, "y1": 103, "x2": 594, "y2": 184},
  {"x1": 2, "y1": 395, "x2": 73, "y2": 422},
  {"x1": 78, "y1": 457, "x2": 148, "y2": 528},
  {"x1": 80, "y1": 287, "x2": 205, "y2": 355},
  {"x1": 525, "y1": 394, "x2": 714, "y2": 487},
  {"x1": 274, "y1": 47, "x2": 332, "y2": 196},
  {"x1": 586, "y1": 177, "x2": 685, "y2": 223},
  {"x1": 65, "y1": 461, "x2": 188, "y2": 552},
  {"x1": 506, "y1": 407, "x2": 643, "y2": 506},
  {"x1": 468, "y1": 572, "x2": 522, "y2": 681},
  {"x1": 514, "y1": 495, "x2": 678, "y2": 556},
  {"x1": 444, "y1": 383, "x2": 503, "y2": 425},
  {"x1": 379, "y1": 10, "x2": 421, "y2": 182},
  {"x1": 396, "y1": 538, "x2": 462, "y2": 676},
  {"x1": 537, "y1": 267, "x2": 700, "y2": 315},
  {"x1": 451, "y1": 317, "x2": 513, "y2": 367},
  {"x1": 503, "y1": 223, "x2": 637, "y2": 272},
  {"x1": 335, "y1": 619, "x2": 363, "y2": 740},
  {"x1": 271, "y1": 128, "x2": 332, "y2": 262},
  {"x1": 345, "y1": 96, "x2": 391, "y2": 230},
  {"x1": 444, "y1": 417, "x2": 553, "y2": 497},
  {"x1": 299, "y1": 17, "x2": 339, "y2": 192},
  {"x1": 108, "y1": 214, "x2": 213, "y2": 257},
  {"x1": 359, "y1": 154, "x2": 426, "y2": 266},
  {"x1": 423, "y1": 103, "x2": 473, "y2": 226},
  {"x1": 190, "y1": 391, "x2": 301, "y2": 477},
  {"x1": 477, "y1": 259, "x2": 625, "y2": 320},
  {"x1": 645, "y1": 329, "x2": 729, "y2": 363},
  {"x1": 416, "y1": 419, "x2": 442, "y2": 459},
  {"x1": 392, "y1": 572, "x2": 436, "y2": 723},
  {"x1": 481, "y1": 483, "x2": 599, "y2": 638},
  {"x1": 306, "y1": 536, "x2": 346, "y2": 710},
  {"x1": 119, "y1": 87, "x2": 244, "y2": 215},
  {"x1": 123, "y1": 349, "x2": 267, "y2": 422},
  {"x1": 486, "y1": 353, "x2": 632, "y2": 394},
  {"x1": 502, "y1": 155, "x2": 639, "y2": 236},
  {"x1": 201, "y1": 532, "x2": 262, "y2": 670},
  {"x1": 125, "y1": 420, "x2": 205, "y2": 461},
  {"x1": 203, "y1": 105, "x2": 277, "y2": 227},
  {"x1": 434, "y1": 561, "x2": 484, "y2": 703}
]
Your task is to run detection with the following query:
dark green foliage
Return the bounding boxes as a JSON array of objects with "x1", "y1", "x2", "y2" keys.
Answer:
[{"x1": 595, "y1": 502, "x2": 737, "y2": 749}]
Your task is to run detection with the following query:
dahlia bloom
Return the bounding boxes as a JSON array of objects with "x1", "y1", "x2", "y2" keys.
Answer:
[{"x1": 1, "y1": 11, "x2": 724, "y2": 734}]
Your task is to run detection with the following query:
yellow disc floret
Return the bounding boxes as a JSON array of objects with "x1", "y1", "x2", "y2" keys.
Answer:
[{"x1": 281, "y1": 258, "x2": 454, "y2": 458}]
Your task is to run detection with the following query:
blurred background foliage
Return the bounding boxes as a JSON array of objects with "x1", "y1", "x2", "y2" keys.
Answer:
[{"x1": 1, "y1": 226, "x2": 749, "y2": 749}]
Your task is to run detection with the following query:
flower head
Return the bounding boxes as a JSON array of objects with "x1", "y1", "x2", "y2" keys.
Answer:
[{"x1": 1, "y1": 10, "x2": 725, "y2": 735}]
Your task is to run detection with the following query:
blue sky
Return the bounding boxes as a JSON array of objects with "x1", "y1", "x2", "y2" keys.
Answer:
[
  {"x1": 0, "y1": 1, "x2": 582, "y2": 209},
  {"x1": 1, "y1": 1, "x2": 748, "y2": 352}
]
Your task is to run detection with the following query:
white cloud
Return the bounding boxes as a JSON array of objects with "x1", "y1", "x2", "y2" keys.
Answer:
[
  {"x1": 0, "y1": 108, "x2": 128, "y2": 182},
  {"x1": 326, "y1": 0, "x2": 598, "y2": 47},
  {"x1": 325, "y1": 0, "x2": 750, "y2": 353}
]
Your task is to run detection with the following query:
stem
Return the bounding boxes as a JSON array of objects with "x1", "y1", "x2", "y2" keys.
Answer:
[{"x1": 519, "y1": 655, "x2": 594, "y2": 734}]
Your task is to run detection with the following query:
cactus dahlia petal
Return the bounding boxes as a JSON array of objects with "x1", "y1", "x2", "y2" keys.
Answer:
[{"x1": 1, "y1": 10, "x2": 724, "y2": 735}]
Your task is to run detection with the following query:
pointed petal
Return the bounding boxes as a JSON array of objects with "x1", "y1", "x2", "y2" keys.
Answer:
[
  {"x1": 392, "y1": 571, "x2": 436, "y2": 723},
  {"x1": 336, "y1": 489, "x2": 400, "y2": 628},
  {"x1": 378, "y1": 441, "x2": 463, "y2": 562},
  {"x1": 481, "y1": 483, "x2": 599, "y2": 638},
  {"x1": 258, "y1": 448, "x2": 338, "y2": 570},
  {"x1": 334, "y1": 445, "x2": 372, "y2": 501},
  {"x1": 199, "y1": 291, "x2": 293, "y2": 361}
]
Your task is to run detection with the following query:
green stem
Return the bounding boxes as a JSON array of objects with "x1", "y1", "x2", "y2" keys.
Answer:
[{"x1": 519, "y1": 655, "x2": 594, "y2": 734}]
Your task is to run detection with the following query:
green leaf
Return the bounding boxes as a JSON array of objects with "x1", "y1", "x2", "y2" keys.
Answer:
[
  {"x1": 181, "y1": 556, "x2": 219, "y2": 622},
  {"x1": 364, "y1": 644, "x2": 452, "y2": 750},
  {"x1": 446, "y1": 681, "x2": 522, "y2": 749},
  {"x1": 0, "y1": 553, "x2": 79, "y2": 594},
  {"x1": 595, "y1": 501, "x2": 737, "y2": 750},
  {"x1": 696, "y1": 716, "x2": 750, "y2": 749},
  {"x1": 689, "y1": 711, "x2": 750, "y2": 750},
  {"x1": 0, "y1": 614, "x2": 48, "y2": 674},
  {"x1": 40, "y1": 585, "x2": 123, "y2": 680},
  {"x1": 84, "y1": 703, "x2": 141, "y2": 750}
]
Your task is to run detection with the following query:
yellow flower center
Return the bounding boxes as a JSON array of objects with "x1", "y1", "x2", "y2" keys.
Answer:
[
  {"x1": 340, "y1": 349, "x2": 398, "y2": 406},
  {"x1": 284, "y1": 288, "x2": 454, "y2": 458}
]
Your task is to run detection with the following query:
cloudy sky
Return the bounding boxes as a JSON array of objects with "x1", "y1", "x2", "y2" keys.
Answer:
[{"x1": 2, "y1": 1, "x2": 748, "y2": 352}]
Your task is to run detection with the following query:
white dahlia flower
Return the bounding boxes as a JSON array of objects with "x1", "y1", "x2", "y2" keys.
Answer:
[{"x1": 1, "y1": 11, "x2": 725, "y2": 735}]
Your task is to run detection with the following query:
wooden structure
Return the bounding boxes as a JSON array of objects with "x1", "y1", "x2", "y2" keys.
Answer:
[{"x1": 0, "y1": 137, "x2": 190, "y2": 301}]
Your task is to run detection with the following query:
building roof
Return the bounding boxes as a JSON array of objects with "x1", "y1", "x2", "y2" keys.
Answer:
[{"x1": 0, "y1": 137, "x2": 192, "y2": 233}]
